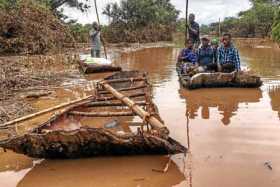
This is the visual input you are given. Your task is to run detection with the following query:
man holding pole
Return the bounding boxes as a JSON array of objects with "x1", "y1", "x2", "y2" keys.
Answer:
[
  {"x1": 187, "y1": 13, "x2": 200, "y2": 48},
  {"x1": 89, "y1": 22, "x2": 101, "y2": 58}
]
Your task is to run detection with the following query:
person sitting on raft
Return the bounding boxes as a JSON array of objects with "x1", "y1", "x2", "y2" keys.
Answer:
[
  {"x1": 211, "y1": 37, "x2": 219, "y2": 64},
  {"x1": 197, "y1": 36, "x2": 217, "y2": 72},
  {"x1": 218, "y1": 33, "x2": 241, "y2": 73},
  {"x1": 177, "y1": 39, "x2": 198, "y2": 75}
]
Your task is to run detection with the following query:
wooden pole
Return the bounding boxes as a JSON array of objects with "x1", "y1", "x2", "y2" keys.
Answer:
[
  {"x1": 98, "y1": 85, "x2": 147, "y2": 94},
  {"x1": 103, "y1": 77, "x2": 146, "y2": 84},
  {"x1": 0, "y1": 95, "x2": 94, "y2": 128},
  {"x1": 185, "y1": 0, "x2": 189, "y2": 42},
  {"x1": 69, "y1": 111, "x2": 135, "y2": 117},
  {"x1": 218, "y1": 17, "x2": 221, "y2": 37},
  {"x1": 97, "y1": 92, "x2": 145, "y2": 102},
  {"x1": 100, "y1": 81, "x2": 169, "y2": 136},
  {"x1": 94, "y1": 0, "x2": 108, "y2": 59},
  {"x1": 86, "y1": 101, "x2": 146, "y2": 107}
]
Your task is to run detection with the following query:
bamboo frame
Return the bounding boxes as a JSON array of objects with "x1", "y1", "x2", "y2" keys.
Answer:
[
  {"x1": 69, "y1": 111, "x2": 135, "y2": 117},
  {"x1": 99, "y1": 81, "x2": 169, "y2": 135},
  {"x1": 103, "y1": 77, "x2": 146, "y2": 84},
  {"x1": 98, "y1": 85, "x2": 147, "y2": 94},
  {"x1": 85, "y1": 101, "x2": 146, "y2": 107}
]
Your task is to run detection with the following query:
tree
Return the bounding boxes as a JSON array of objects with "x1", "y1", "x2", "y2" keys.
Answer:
[
  {"x1": 0, "y1": 0, "x2": 90, "y2": 19},
  {"x1": 272, "y1": 7, "x2": 280, "y2": 42},
  {"x1": 102, "y1": 0, "x2": 179, "y2": 43}
]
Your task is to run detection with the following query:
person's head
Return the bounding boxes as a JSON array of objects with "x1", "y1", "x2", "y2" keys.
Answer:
[
  {"x1": 211, "y1": 38, "x2": 219, "y2": 48},
  {"x1": 222, "y1": 33, "x2": 232, "y2": 47},
  {"x1": 185, "y1": 39, "x2": 194, "y2": 49},
  {"x1": 189, "y1": 13, "x2": 195, "y2": 23},
  {"x1": 92, "y1": 22, "x2": 99, "y2": 30},
  {"x1": 201, "y1": 37, "x2": 210, "y2": 47}
]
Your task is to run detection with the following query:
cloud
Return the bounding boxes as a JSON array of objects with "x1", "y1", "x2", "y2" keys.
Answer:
[{"x1": 63, "y1": 0, "x2": 252, "y2": 25}]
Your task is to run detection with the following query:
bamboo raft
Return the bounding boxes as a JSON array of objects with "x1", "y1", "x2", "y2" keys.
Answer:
[
  {"x1": 78, "y1": 59, "x2": 122, "y2": 74},
  {"x1": 0, "y1": 71, "x2": 186, "y2": 159},
  {"x1": 176, "y1": 63, "x2": 263, "y2": 89}
]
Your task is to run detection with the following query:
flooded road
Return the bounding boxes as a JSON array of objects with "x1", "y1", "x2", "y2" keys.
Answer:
[{"x1": 1, "y1": 45, "x2": 280, "y2": 187}]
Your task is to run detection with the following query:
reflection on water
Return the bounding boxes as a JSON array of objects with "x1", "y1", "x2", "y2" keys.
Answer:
[
  {"x1": 179, "y1": 88, "x2": 263, "y2": 125},
  {"x1": 269, "y1": 85, "x2": 280, "y2": 119},
  {"x1": 17, "y1": 156, "x2": 185, "y2": 187}
]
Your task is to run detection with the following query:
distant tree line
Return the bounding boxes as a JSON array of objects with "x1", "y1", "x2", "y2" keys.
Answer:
[
  {"x1": 200, "y1": 0, "x2": 280, "y2": 42},
  {"x1": 101, "y1": 0, "x2": 179, "y2": 43}
]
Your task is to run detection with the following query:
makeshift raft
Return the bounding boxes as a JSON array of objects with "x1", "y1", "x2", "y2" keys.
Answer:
[
  {"x1": 79, "y1": 56, "x2": 122, "y2": 74},
  {"x1": 176, "y1": 63, "x2": 263, "y2": 89},
  {"x1": 0, "y1": 71, "x2": 186, "y2": 159}
]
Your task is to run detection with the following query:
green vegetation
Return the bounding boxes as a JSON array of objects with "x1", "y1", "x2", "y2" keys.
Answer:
[
  {"x1": 272, "y1": 7, "x2": 280, "y2": 42},
  {"x1": 102, "y1": 0, "x2": 179, "y2": 43},
  {"x1": 202, "y1": 0, "x2": 280, "y2": 43}
]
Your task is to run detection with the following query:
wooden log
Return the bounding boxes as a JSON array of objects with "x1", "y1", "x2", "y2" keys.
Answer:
[
  {"x1": 85, "y1": 101, "x2": 147, "y2": 107},
  {"x1": 99, "y1": 82, "x2": 169, "y2": 136},
  {"x1": 103, "y1": 77, "x2": 146, "y2": 84},
  {"x1": 69, "y1": 111, "x2": 135, "y2": 117},
  {"x1": 98, "y1": 85, "x2": 147, "y2": 94},
  {"x1": 0, "y1": 95, "x2": 95, "y2": 128},
  {"x1": 96, "y1": 93, "x2": 145, "y2": 101}
]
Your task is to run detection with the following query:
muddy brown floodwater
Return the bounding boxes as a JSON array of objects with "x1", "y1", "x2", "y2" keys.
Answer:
[{"x1": 1, "y1": 45, "x2": 280, "y2": 187}]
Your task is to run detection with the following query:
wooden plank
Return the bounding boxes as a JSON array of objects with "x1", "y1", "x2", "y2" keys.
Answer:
[
  {"x1": 98, "y1": 85, "x2": 147, "y2": 94},
  {"x1": 85, "y1": 101, "x2": 147, "y2": 107},
  {"x1": 69, "y1": 111, "x2": 135, "y2": 117}
]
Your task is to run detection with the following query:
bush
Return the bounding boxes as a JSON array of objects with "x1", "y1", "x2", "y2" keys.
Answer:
[{"x1": 0, "y1": 1, "x2": 74, "y2": 54}]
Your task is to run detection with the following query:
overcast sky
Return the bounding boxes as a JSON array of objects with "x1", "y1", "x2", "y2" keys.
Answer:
[{"x1": 64, "y1": 0, "x2": 252, "y2": 25}]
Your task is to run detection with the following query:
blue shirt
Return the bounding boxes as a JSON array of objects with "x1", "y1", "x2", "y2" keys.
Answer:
[
  {"x1": 188, "y1": 21, "x2": 200, "y2": 43},
  {"x1": 197, "y1": 46, "x2": 215, "y2": 66},
  {"x1": 218, "y1": 44, "x2": 241, "y2": 70},
  {"x1": 180, "y1": 48, "x2": 198, "y2": 64}
]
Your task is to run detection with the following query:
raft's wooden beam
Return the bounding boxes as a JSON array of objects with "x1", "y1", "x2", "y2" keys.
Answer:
[
  {"x1": 69, "y1": 111, "x2": 135, "y2": 117},
  {"x1": 98, "y1": 85, "x2": 147, "y2": 94},
  {"x1": 97, "y1": 93, "x2": 145, "y2": 101},
  {"x1": 86, "y1": 101, "x2": 147, "y2": 107},
  {"x1": 103, "y1": 77, "x2": 146, "y2": 84},
  {"x1": 99, "y1": 81, "x2": 169, "y2": 136}
]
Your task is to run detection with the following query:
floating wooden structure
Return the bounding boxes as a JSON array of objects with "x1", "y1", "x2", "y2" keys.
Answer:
[
  {"x1": 176, "y1": 63, "x2": 263, "y2": 89},
  {"x1": 0, "y1": 71, "x2": 186, "y2": 158},
  {"x1": 78, "y1": 59, "x2": 122, "y2": 74}
]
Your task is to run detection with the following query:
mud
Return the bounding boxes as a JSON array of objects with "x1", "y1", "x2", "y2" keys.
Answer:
[{"x1": 0, "y1": 44, "x2": 280, "y2": 186}]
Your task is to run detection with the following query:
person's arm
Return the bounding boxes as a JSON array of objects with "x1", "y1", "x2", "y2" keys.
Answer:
[
  {"x1": 197, "y1": 49, "x2": 201, "y2": 65},
  {"x1": 234, "y1": 48, "x2": 241, "y2": 71},
  {"x1": 217, "y1": 48, "x2": 222, "y2": 71},
  {"x1": 177, "y1": 49, "x2": 184, "y2": 62},
  {"x1": 189, "y1": 23, "x2": 199, "y2": 35}
]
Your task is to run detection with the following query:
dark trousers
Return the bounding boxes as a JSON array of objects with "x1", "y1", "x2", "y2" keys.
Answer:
[
  {"x1": 221, "y1": 63, "x2": 236, "y2": 73},
  {"x1": 206, "y1": 63, "x2": 218, "y2": 72},
  {"x1": 91, "y1": 49, "x2": 101, "y2": 58}
]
